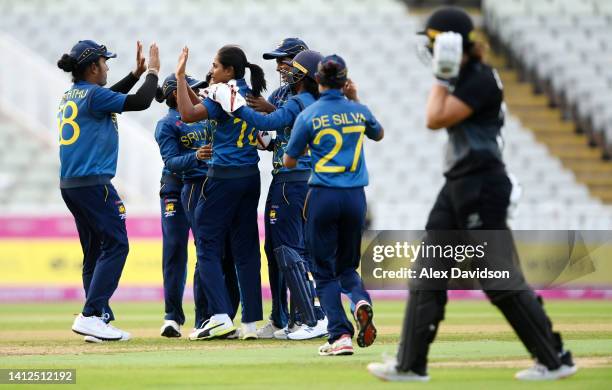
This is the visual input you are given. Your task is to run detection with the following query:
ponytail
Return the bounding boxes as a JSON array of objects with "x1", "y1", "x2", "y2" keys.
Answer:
[
  {"x1": 155, "y1": 86, "x2": 177, "y2": 109},
  {"x1": 57, "y1": 53, "x2": 77, "y2": 72},
  {"x1": 57, "y1": 53, "x2": 92, "y2": 82},
  {"x1": 246, "y1": 62, "x2": 266, "y2": 97},
  {"x1": 217, "y1": 45, "x2": 267, "y2": 97}
]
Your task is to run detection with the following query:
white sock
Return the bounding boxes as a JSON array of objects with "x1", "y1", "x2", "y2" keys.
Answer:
[
  {"x1": 211, "y1": 314, "x2": 230, "y2": 324},
  {"x1": 242, "y1": 322, "x2": 256, "y2": 333}
]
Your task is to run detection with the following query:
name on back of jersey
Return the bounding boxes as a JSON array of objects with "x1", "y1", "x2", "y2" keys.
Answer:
[
  {"x1": 312, "y1": 112, "x2": 367, "y2": 129},
  {"x1": 63, "y1": 88, "x2": 89, "y2": 100}
]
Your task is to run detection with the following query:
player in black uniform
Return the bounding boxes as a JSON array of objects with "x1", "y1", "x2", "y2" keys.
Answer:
[{"x1": 367, "y1": 8, "x2": 577, "y2": 382}]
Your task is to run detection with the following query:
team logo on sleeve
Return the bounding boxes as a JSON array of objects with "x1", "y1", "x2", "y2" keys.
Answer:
[
  {"x1": 111, "y1": 113, "x2": 119, "y2": 131},
  {"x1": 164, "y1": 198, "x2": 178, "y2": 218}
]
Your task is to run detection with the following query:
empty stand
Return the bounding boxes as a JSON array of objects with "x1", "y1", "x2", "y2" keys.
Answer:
[{"x1": 0, "y1": 0, "x2": 609, "y2": 229}]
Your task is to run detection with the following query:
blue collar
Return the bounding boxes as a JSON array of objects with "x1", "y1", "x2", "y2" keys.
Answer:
[
  {"x1": 75, "y1": 80, "x2": 95, "y2": 86},
  {"x1": 319, "y1": 89, "x2": 344, "y2": 100},
  {"x1": 235, "y1": 78, "x2": 248, "y2": 89},
  {"x1": 168, "y1": 108, "x2": 180, "y2": 118}
]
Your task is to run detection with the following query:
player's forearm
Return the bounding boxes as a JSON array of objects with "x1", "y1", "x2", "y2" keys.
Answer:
[
  {"x1": 235, "y1": 106, "x2": 289, "y2": 131},
  {"x1": 123, "y1": 73, "x2": 158, "y2": 111},
  {"x1": 187, "y1": 87, "x2": 201, "y2": 105},
  {"x1": 283, "y1": 154, "x2": 298, "y2": 168},
  {"x1": 176, "y1": 77, "x2": 205, "y2": 122},
  {"x1": 426, "y1": 84, "x2": 450, "y2": 130},
  {"x1": 110, "y1": 72, "x2": 140, "y2": 94},
  {"x1": 165, "y1": 152, "x2": 200, "y2": 173}
]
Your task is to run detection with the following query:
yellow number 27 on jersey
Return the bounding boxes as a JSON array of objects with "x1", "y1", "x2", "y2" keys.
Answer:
[{"x1": 313, "y1": 125, "x2": 365, "y2": 173}]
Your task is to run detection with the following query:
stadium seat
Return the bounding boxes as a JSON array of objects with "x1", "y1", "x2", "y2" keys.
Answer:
[{"x1": 0, "y1": 0, "x2": 610, "y2": 228}]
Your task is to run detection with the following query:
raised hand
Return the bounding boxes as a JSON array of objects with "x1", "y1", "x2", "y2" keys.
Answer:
[
  {"x1": 176, "y1": 46, "x2": 189, "y2": 77},
  {"x1": 148, "y1": 43, "x2": 160, "y2": 74},
  {"x1": 132, "y1": 41, "x2": 147, "y2": 78},
  {"x1": 432, "y1": 32, "x2": 462, "y2": 81},
  {"x1": 343, "y1": 78, "x2": 359, "y2": 102}
]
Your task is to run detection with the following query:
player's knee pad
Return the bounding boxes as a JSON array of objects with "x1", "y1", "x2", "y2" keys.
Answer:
[
  {"x1": 487, "y1": 290, "x2": 562, "y2": 369},
  {"x1": 274, "y1": 245, "x2": 317, "y2": 327}
]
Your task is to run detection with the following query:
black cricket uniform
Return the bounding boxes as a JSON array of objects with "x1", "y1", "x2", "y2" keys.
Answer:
[
  {"x1": 395, "y1": 60, "x2": 572, "y2": 375},
  {"x1": 428, "y1": 59, "x2": 510, "y2": 231}
]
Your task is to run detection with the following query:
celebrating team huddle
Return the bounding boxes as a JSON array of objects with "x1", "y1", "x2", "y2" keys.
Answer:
[
  {"x1": 56, "y1": 7, "x2": 577, "y2": 382},
  {"x1": 57, "y1": 34, "x2": 383, "y2": 356}
]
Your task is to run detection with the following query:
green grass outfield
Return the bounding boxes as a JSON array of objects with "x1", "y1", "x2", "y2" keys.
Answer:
[{"x1": 1, "y1": 299, "x2": 611, "y2": 389}]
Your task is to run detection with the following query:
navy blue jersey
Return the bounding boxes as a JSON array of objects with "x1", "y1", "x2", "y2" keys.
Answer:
[
  {"x1": 58, "y1": 81, "x2": 127, "y2": 185},
  {"x1": 234, "y1": 92, "x2": 314, "y2": 175},
  {"x1": 286, "y1": 89, "x2": 382, "y2": 188},
  {"x1": 155, "y1": 108, "x2": 211, "y2": 181},
  {"x1": 202, "y1": 78, "x2": 260, "y2": 168},
  {"x1": 268, "y1": 85, "x2": 292, "y2": 108}
]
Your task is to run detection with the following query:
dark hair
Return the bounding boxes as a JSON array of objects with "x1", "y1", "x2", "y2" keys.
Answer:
[
  {"x1": 318, "y1": 78, "x2": 344, "y2": 89},
  {"x1": 217, "y1": 45, "x2": 266, "y2": 97},
  {"x1": 57, "y1": 53, "x2": 97, "y2": 82},
  {"x1": 155, "y1": 86, "x2": 178, "y2": 109},
  {"x1": 302, "y1": 77, "x2": 320, "y2": 99},
  {"x1": 316, "y1": 63, "x2": 346, "y2": 90},
  {"x1": 165, "y1": 93, "x2": 178, "y2": 109},
  {"x1": 467, "y1": 40, "x2": 487, "y2": 63}
]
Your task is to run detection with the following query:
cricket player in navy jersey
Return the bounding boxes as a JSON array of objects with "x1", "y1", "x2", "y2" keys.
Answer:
[
  {"x1": 174, "y1": 45, "x2": 266, "y2": 340},
  {"x1": 154, "y1": 73, "x2": 239, "y2": 338},
  {"x1": 246, "y1": 37, "x2": 308, "y2": 114},
  {"x1": 214, "y1": 49, "x2": 329, "y2": 340},
  {"x1": 57, "y1": 40, "x2": 160, "y2": 342},
  {"x1": 284, "y1": 55, "x2": 384, "y2": 355},
  {"x1": 249, "y1": 38, "x2": 310, "y2": 339}
]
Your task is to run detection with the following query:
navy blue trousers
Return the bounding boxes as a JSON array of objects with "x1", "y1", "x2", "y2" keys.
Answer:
[
  {"x1": 160, "y1": 183, "x2": 190, "y2": 325},
  {"x1": 182, "y1": 178, "x2": 240, "y2": 326},
  {"x1": 194, "y1": 174, "x2": 262, "y2": 323},
  {"x1": 304, "y1": 186, "x2": 371, "y2": 343},
  {"x1": 61, "y1": 184, "x2": 129, "y2": 321},
  {"x1": 264, "y1": 180, "x2": 323, "y2": 328}
]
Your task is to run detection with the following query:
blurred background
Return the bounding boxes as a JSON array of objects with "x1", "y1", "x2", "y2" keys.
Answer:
[{"x1": 0, "y1": 0, "x2": 610, "y2": 301}]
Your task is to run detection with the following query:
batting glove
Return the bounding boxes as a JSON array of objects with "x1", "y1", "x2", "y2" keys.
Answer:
[{"x1": 432, "y1": 32, "x2": 463, "y2": 82}]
